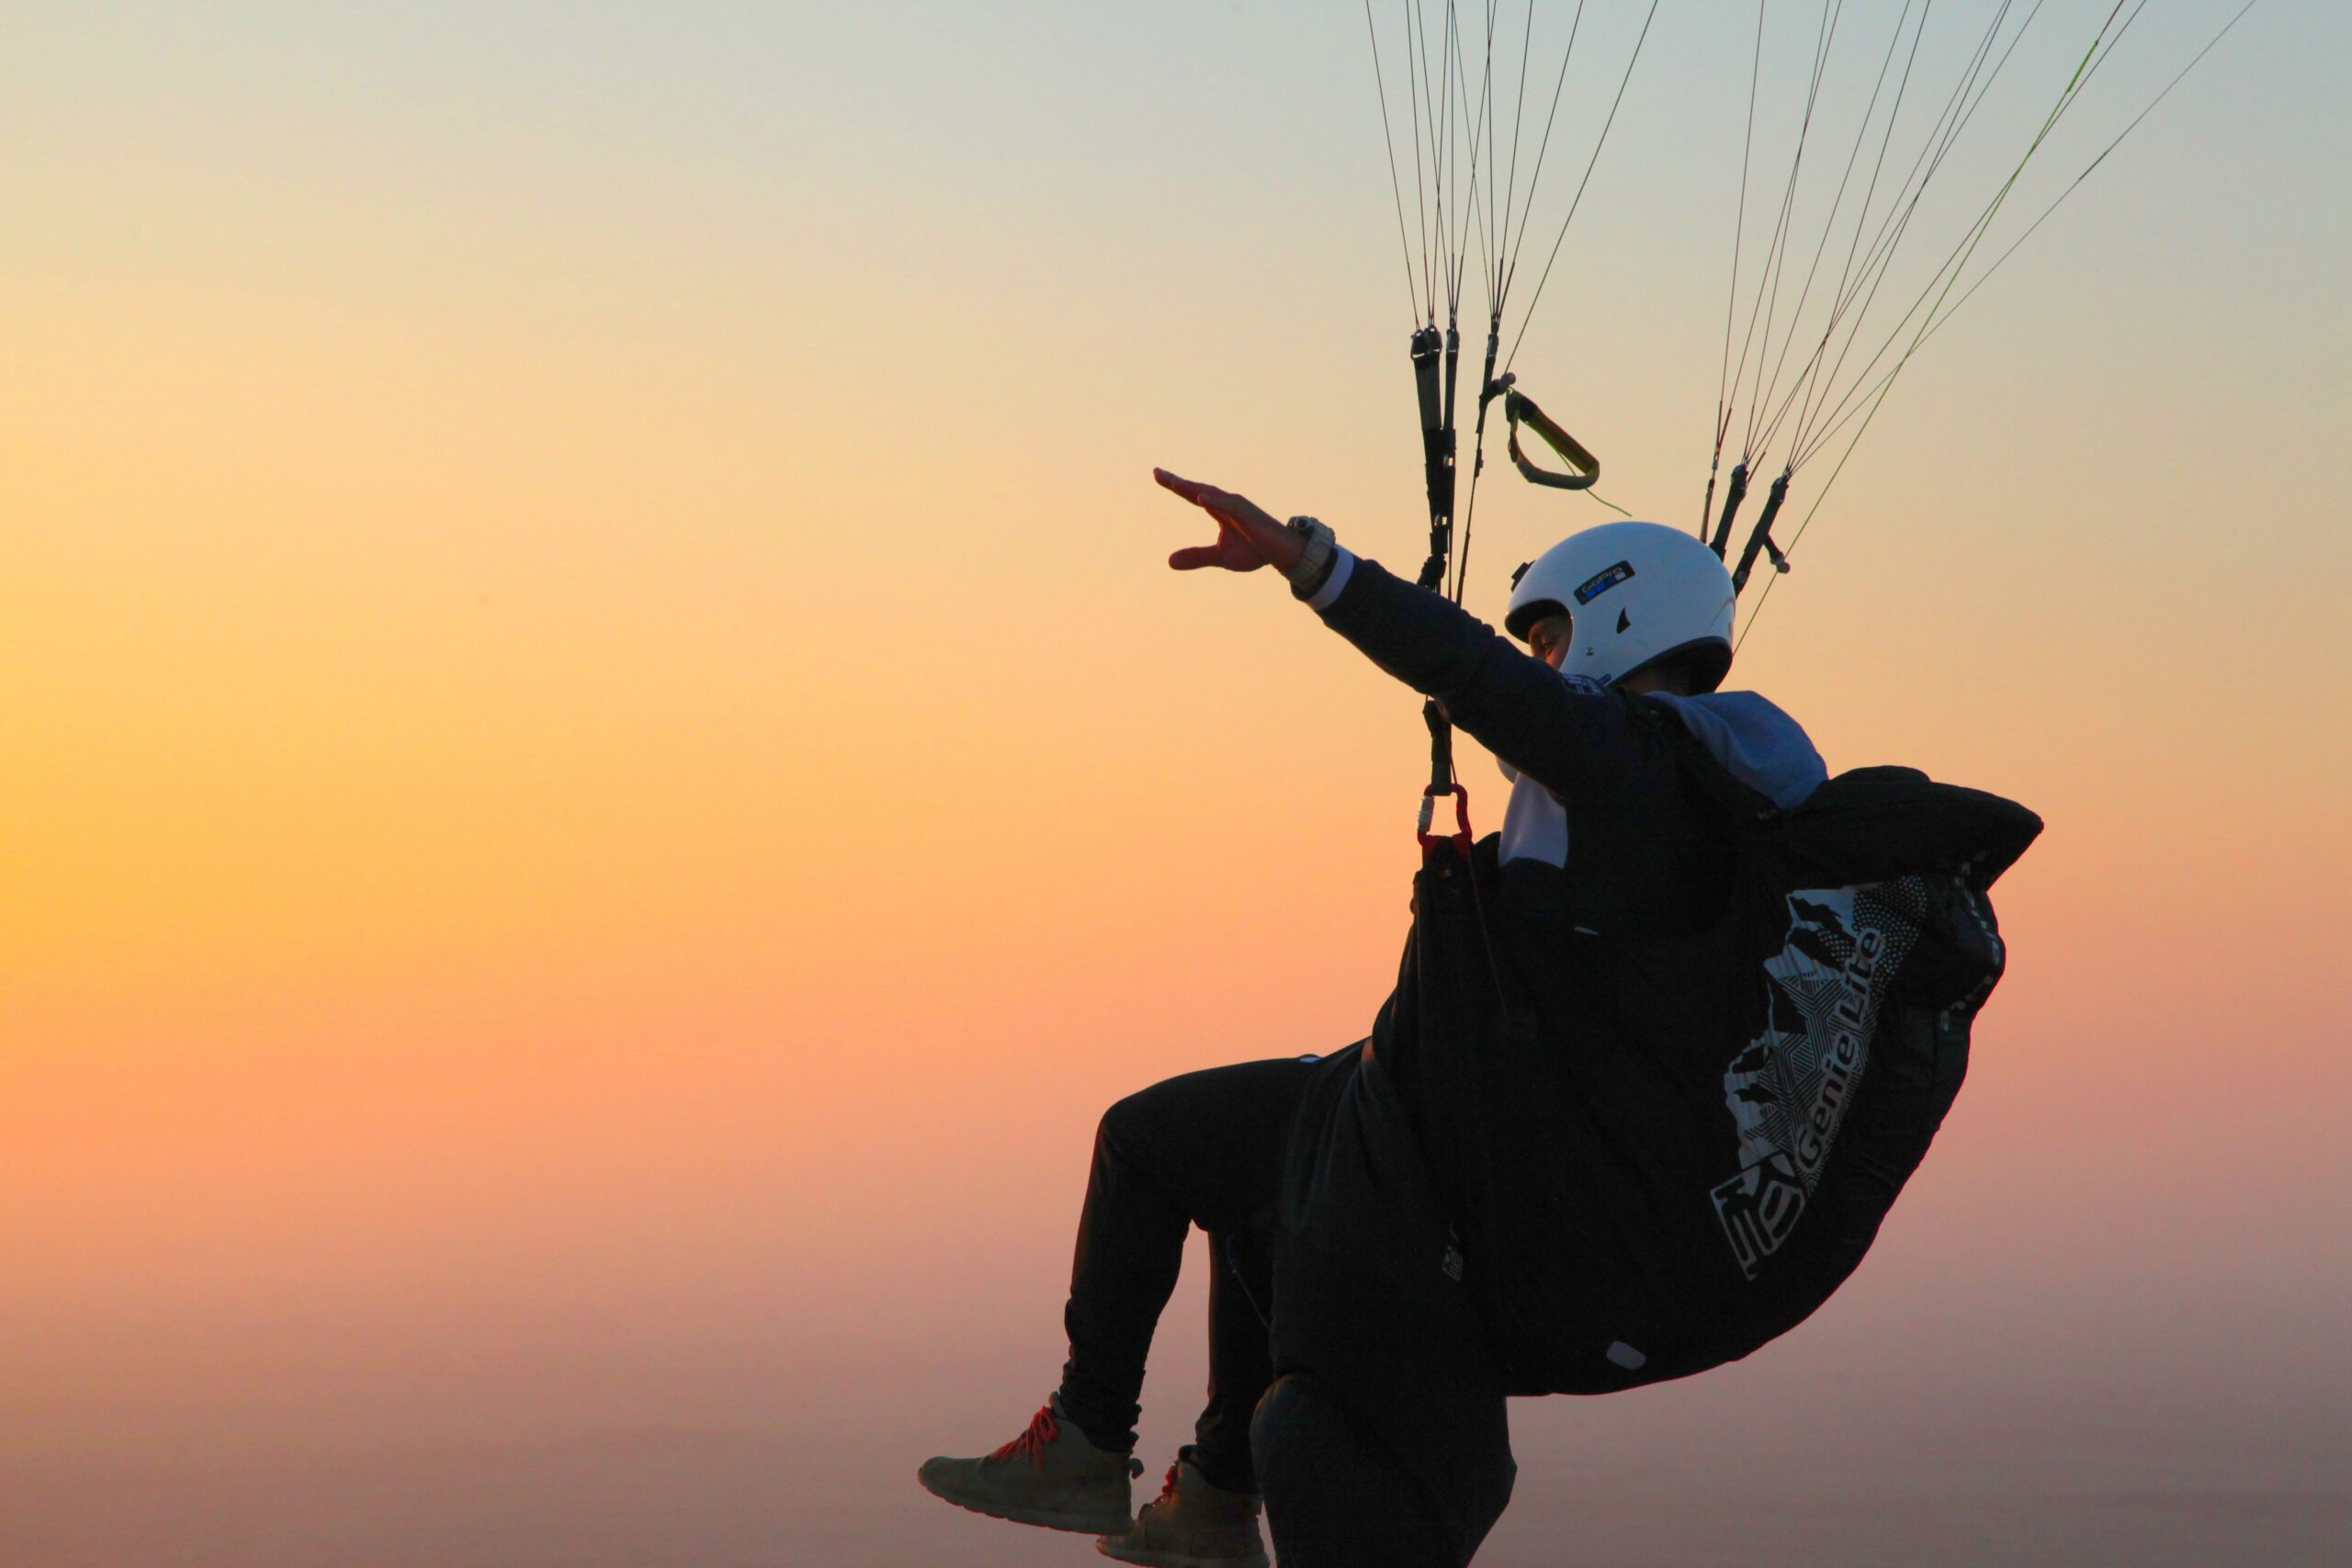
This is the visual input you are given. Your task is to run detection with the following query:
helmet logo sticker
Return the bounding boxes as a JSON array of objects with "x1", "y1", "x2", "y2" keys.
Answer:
[
  {"x1": 1617, "y1": 608, "x2": 1631, "y2": 633},
  {"x1": 1573, "y1": 560, "x2": 1635, "y2": 604}
]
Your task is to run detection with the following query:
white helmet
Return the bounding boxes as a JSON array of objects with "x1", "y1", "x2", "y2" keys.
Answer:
[{"x1": 1504, "y1": 521, "x2": 1736, "y2": 691}]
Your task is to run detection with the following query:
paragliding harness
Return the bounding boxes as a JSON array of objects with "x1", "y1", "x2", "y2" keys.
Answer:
[{"x1": 1274, "y1": 704, "x2": 2041, "y2": 1400}]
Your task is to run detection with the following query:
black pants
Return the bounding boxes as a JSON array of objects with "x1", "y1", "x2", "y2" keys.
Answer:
[{"x1": 1054, "y1": 1056, "x2": 1313, "y2": 1494}]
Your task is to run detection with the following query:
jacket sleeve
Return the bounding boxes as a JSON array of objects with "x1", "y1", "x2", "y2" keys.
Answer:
[{"x1": 1309, "y1": 549, "x2": 1673, "y2": 803}]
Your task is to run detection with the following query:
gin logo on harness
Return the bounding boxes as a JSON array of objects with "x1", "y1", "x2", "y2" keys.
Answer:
[{"x1": 1711, "y1": 884, "x2": 1927, "y2": 1279}]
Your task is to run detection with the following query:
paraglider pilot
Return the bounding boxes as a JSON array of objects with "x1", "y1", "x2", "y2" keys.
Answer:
[{"x1": 919, "y1": 467, "x2": 1837, "y2": 1568}]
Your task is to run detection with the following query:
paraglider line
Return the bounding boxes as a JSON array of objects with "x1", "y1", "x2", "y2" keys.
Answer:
[
  {"x1": 1365, "y1": 0, "x2": 1426, "y2": 322},
  {"x1": 1502, "y1": 0, "x2": 1658, "y2": 376}
]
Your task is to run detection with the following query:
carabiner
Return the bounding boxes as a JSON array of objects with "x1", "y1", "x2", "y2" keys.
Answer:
[{"x1": 1417, "y1": 783, "x2": 1476, "y2": 857}]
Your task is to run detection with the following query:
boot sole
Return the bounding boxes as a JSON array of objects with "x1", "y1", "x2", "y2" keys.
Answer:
[
  {"x1": 915, "y1": 1467, "x2": 1132, "y2": 1535},
  {"x1": 1096, "y1": 1540, "x2": 1270, "y2": 1568}
]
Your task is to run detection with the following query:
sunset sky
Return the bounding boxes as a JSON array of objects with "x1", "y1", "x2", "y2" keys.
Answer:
[{"x1": 3, "y1": 5, "x2": 2346, "y2": 1565}]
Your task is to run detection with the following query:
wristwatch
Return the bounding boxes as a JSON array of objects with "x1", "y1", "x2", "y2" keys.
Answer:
[{"x1": 1284, "y1": 515, "x2": 1337, "y2": 600}]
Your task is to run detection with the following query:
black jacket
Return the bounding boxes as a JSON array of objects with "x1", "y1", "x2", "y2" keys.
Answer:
[{"x1": 1314, "y1": 551, "x2": 1747, "y2": 934}]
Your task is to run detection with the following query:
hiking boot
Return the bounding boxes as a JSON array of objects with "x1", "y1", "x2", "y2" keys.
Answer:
[
  {"x1": 1095, "y1": 1446, "x2": 1270, "y2": 1568},
  {"x1": 918, "y1": 1395, "x2": 1142, "y2": 1534}
]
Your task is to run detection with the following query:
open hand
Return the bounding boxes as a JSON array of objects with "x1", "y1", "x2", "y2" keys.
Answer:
[{"x1": 1153, "y1": 468, "x2": 1305, "y2": 574}]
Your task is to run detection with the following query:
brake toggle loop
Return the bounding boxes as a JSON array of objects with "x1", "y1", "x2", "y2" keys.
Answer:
[{"x1": 1502, "y1": 387, "x2": 1600, "y2": 491}]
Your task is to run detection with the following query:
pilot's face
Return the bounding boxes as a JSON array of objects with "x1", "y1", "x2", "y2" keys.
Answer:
[{"x1": 1526, "y1": 612, "x2": 1573, "y2": 669}]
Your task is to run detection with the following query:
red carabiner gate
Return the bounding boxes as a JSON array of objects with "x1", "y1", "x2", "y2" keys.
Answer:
[{"x1": 1417, "y1": 782, "x2": 1475, "y2": 857}]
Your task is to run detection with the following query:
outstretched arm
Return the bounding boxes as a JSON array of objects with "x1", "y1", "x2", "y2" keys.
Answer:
[
  {"x1": 1152, "y1": 468, "x2": 1660, "y2": 801},
  {"x1": 1308, "y1": 551, "x2": 1652, "y2": 799}
]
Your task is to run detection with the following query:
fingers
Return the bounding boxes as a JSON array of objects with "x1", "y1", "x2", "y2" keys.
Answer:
[
  {"x1": 1156, "y1": 468, "x2": 1235, "y2": 520},
  {"x1": 1153, "y1": 468, "x2": 1212, "y2": 506},
  {"x1": 1152, "y1": 469, "x2": 1279, "y2": 536},
  {"x1": 1155, "y1": 467, "x2": 1250, "y2": 521},
  {"x1": 1168, "y1": 545, "x2": 1227, "y2": 570}
]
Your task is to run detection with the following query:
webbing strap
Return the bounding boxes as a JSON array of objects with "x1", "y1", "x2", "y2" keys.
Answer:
[
  {"x1": 1707, "y1": 461, "x2": 1751, "y2": 560},
  {"x1": 1731, "y1": 471, "x2": 1793, "y2": 594},
  {"x1": 1412, "y1": 326, "x2": 1458, "y2": 592},
  {"x1": 1423, "y1": 697, "x2": 1453, "y2": 798},
  {"x1": 1411, "y1": 324, "x2": 1461, "y2": 827}
]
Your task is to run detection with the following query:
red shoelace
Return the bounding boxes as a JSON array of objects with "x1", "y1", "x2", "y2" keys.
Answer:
[{"x1": 989, "y1": 1404, "x2": 1059, "y2": 1469}]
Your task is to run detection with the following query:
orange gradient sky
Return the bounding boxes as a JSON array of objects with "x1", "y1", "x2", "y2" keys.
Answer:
[{"x1": 3, "y1": 5, "x2": 2346, "y2": 1565}]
